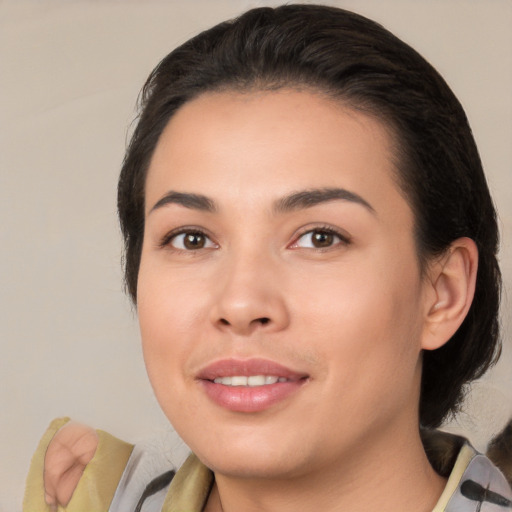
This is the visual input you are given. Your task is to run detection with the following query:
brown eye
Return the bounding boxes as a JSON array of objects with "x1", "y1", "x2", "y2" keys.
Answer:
[
  {"x1": 294, "y1": 228, "x2": 348, "y2": 249},
  {"x1": 183, "y1": 233, "x2": 206, "y2": 249},
  {"x1": 168, "y1": 231, "x2": 216, "y2": 250},
  {"x1": 311, "y1": 231, "x2": 334, "y2": 248}
]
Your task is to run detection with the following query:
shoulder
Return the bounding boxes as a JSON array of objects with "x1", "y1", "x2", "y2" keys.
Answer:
[
  {"x1": 444, "y1": 446, "x2": 512, "y2": 511},
  {"x1": 24, "y1": 418, "x2": 133, "y2": 511},
  {"x1": 424, "y1": 429, "x2": 512, "y2": 512}
]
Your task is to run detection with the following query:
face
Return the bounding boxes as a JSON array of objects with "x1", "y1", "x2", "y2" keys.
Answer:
[{"x1": 138, "y1": 89, "x2": 431, "y2": 479}]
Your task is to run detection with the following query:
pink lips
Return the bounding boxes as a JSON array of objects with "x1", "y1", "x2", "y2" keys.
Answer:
[{"x1": 196, "y1": 358, "x2": 308, "y2": 413}]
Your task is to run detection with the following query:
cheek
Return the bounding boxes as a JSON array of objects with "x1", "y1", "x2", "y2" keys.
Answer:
[
  {"x1": 137, "y1": 254, "x2": 209, "y2": 342},
  {"x1": 136, "y1": 260, "x2": 194, "y2": 396},
  {"x1": 291, "y1": 252, "x2": 424, "y2": 390},
  {"x1": 136, "y1": 253, "x2": 225, "y2": 418}
]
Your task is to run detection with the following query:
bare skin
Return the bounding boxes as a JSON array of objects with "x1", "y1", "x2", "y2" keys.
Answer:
[
  {"x1": 43, "y1": 90, "x2": 479, "y2": 511},
  {"x1": 43, "y1": 422, "x2": 98, "y2": 509},
  {"x1": 138, "y1": 90, "x2": 477, "y2": 512}
]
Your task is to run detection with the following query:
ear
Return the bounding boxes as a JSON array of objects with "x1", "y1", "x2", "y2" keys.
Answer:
[{"x1": 421, "y1": 237, "x2": 478, "y2": 351}]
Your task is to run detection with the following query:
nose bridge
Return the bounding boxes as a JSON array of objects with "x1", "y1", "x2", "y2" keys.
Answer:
[{"x1": 211, "y1": 241, "x2": 289, "y2": 334}]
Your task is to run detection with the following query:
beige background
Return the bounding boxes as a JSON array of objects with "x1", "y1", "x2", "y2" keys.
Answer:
[{"x1": 1, "y1": 1, "x2": 511, "y2": 510}]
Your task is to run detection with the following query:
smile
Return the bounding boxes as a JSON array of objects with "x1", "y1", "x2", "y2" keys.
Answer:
[
  {"x1": 213, "y1": 375, "x2": 289, "y2": 386},
  {"x1": 197, "y1": 358, "x2": 309, "y2": 412}
]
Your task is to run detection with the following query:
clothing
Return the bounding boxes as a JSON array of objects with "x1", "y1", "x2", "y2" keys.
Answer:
[
  {"x1": 23, "y1": 418, "x2": 133, "y2": 512},
  {"x1": 24, "y1": 417, "x2": 512, "y2": 512}
]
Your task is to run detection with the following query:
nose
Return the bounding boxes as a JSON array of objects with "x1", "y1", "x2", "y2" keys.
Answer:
[{"x1": 209, "y1": 253, "x2": 290, "y2": 336}]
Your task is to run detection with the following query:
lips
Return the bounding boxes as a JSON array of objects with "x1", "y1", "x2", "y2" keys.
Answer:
[{"x1": 196, "y1": 358, "x2": 309, "y2": 413}]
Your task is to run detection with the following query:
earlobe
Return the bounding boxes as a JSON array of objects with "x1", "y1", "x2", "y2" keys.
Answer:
[{"x1": 421, "y1": 237, "x2": 478, "y2": 351}]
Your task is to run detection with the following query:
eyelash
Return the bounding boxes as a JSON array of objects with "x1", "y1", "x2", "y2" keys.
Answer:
[
  {"x1": 289, "y1": 225, "x2": 351, "y2": 250},
  {"x1": 159, "y1": 227, "x2": 217, "y2": 251},
  {"x1": 159, "y1": 225, "x2": 351, "y2": 252}
]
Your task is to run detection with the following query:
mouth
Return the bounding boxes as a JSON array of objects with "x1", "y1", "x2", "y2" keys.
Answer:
[
  {"x1": 212, "y1": 375, "x2": 289, "y2": 386},
  {"x1": 196, "y1": 358, "x2": 309, "y2": 413}
]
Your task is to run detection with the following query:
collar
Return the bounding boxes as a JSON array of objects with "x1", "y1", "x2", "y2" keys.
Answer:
[{"x1": 160, "y1": 440, "x2": 512, "y2": 512}]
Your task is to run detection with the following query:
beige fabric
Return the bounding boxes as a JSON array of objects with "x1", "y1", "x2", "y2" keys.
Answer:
[
  {"x1": 23, "y1": 417, "x2": 134, "y2": 512},
  {"x1": 23, "y1": 417, "x2": 71, "y2": 512},
  {"x1": 431, "y1": 443, "x2": 475, "y2": 512},
  {"x1": 162, "y1": 453, "x2": 213, "y2": 512}
]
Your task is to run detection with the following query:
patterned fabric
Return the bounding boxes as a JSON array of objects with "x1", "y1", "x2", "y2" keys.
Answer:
[
  {"x1": 155, "y1": 447, "x2": 512, "y2": 512},
  {"x1": 24, "y1": 418, "x2": 512, "y2": 511},
  {"x1": 442, "y1": 448, "x2": 512, "y2": 511}
]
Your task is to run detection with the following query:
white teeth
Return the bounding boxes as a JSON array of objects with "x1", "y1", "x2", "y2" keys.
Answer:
[
  {"x1": 231, "y1": 376, "x2": 247, "y2": 386},
  {"x1": 248, "y1": 375, "x2": 265, "y2": 386},
  {"x1": 212, "y1": 375, "x2": 286, "y2": 386}
]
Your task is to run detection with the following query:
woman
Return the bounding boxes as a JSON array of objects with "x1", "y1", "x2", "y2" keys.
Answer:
[{"x1": 24, "y1": 4, "x2": 510, "y2": 511}]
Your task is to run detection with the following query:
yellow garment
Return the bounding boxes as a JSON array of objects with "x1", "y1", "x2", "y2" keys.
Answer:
[
  {"x1": 23, "y1": 418, "x2": 133, "y2": 512},
  {"x1": 23, "y1": 416, "x2": 211, "y2": 512},
  {"x1": 24, "y1": 419, "x2": 511, "y2": 511},
  {"x1": 162, "y1": 454, "x2": 213, "y2": 512}
]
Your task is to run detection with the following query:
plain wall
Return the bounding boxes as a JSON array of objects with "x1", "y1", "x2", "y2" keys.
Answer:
[{"x1": 1, "y1": 1, "x2": 511, "y2": 510}]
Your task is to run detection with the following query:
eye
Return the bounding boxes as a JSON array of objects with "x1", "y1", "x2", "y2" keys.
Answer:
[
  {"x1": 164, "y1": 230, "x2": 217, "y2": 251},
  {"x1": 293, "y1": 228, "x2": 349, "y2": 249}
]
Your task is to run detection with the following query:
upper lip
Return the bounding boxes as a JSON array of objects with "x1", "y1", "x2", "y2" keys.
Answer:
[{"x1": 196, "y1": 358, "x2": 309, "y2": 382}]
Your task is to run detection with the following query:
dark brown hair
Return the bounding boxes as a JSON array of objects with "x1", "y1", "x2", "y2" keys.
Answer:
[{"x1": 118, "y1": 4, "x2": 501, "y2": 428}]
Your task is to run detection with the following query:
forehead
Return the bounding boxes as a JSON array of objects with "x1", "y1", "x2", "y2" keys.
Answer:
[{"x1": 146, "y1": 89, "x2": 409, "y2": 223}]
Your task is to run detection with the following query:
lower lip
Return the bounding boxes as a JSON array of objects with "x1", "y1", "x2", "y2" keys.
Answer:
[{"x1": 200, "y1": 379, "x2": 306, "y2": 412}]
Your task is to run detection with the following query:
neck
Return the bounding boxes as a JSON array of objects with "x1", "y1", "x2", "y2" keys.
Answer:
[{"x1": 205, "y1": 422, "x2": 446, "y2": 512}]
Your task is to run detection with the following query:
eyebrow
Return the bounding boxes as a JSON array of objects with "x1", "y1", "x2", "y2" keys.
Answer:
[
  {"x1": 149, "y1": 191, "x2": 217, "y2": 214},
  {"x1": 149, "y1": 187, "x2": 374, "y2": 216},
  {"x1": 273, "y1": 188, "x2": 375, "y2": 214}
]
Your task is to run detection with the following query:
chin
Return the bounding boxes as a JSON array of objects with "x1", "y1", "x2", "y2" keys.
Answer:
[
  {"x1": 202, "y1": 450, "x2": 306, "y2": 480},
  {"x1": 185, "y1": 427, "x2": 315, "y2": 480}
]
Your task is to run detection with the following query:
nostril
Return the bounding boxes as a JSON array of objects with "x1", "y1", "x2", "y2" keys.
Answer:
[{"x1": 217, "y1": 316, "x2": 271, "y2": 330}]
